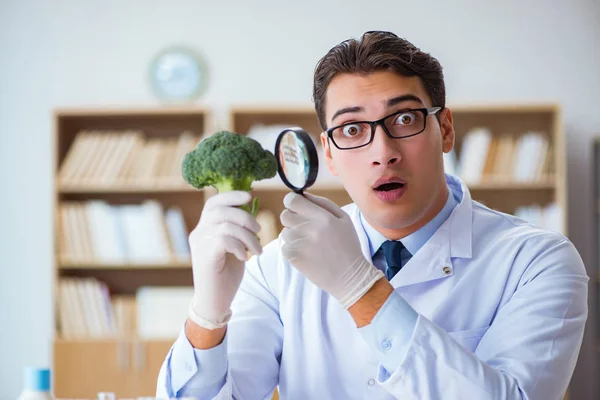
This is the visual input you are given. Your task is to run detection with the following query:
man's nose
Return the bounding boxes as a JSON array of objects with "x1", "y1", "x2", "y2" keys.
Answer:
[{"x1": 370, "y1": 124, "x2": 401, "y2": 166}]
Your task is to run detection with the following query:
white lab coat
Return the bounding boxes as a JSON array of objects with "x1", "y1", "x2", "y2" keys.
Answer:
[{"x1": 157, "y1": 174, "x2": 588, "y2": 400}]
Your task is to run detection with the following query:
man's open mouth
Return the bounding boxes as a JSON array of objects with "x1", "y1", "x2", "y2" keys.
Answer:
[{"x1": 374, "y1": 182, "x2": 406, "y2": 191}]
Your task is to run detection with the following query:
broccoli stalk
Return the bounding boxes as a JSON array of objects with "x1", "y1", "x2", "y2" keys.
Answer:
[
  {"x1": 211, "y1": 176, "x2": 258, "y2": 216},
  {"x1": 212, "y1": 177, "x2": 253, "y2": 193},
  {"x1": 181, "y1": 131, "x2": 278, "y2": 217}
]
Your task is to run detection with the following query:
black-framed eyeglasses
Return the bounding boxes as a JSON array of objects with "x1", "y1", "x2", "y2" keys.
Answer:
[{"x1": 325, "y1": 107, "x2": 442, "y2": 150}]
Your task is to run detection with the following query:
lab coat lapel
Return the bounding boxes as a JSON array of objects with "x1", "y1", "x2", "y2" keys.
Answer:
[
  {"x1": 350, "y1": 206, "x2": 452, "y2": 287},
  {"x1": 347, "y1": 174, "x2": 474, "y2": 289},
  {"x1": 391, "y1": 176, "x2": 474, "y2": 287},
  {"x1": 390, "y1": 223, "x2": 453, "y2": 287},
  {"x1": 351, "y1": 207, "x2": 374, "y2": 265}
]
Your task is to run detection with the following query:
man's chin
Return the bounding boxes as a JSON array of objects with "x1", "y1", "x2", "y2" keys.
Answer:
[{"x1": 363, "y1": 208, "x2": 419, "y2": 232}]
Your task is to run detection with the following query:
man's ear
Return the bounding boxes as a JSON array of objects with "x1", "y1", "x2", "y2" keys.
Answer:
[
  {"x1": 439, "y1": 108, "x2": 455, "y2": 154},
  {"x1": 320, "y1": 132, "x2": 339, "y2": 176}
]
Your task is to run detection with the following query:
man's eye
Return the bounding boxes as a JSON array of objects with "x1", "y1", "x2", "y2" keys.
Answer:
[
  {"x1": 342, "y1": 124, "x2": 361, "y2": 136},
  {"x1": 395, "y1": 112, "x2": 417, "y2": 125}
]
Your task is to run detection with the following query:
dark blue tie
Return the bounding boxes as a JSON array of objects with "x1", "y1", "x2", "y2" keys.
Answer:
[{"x1": 380, "y1": 240, "x2": 412, "y2": 280}]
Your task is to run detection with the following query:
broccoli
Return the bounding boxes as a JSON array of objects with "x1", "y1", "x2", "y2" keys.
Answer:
[{"x1": 182, "y1": 131, "x2": 278, "y2": 216}]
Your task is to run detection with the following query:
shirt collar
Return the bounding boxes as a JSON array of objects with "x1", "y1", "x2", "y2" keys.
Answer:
[{"x1": 359, "y1": 174, "x2": 461, "y2": 258}]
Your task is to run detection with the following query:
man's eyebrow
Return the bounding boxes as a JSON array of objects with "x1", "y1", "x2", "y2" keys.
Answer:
[
  {"x1": 330, "y1": 106, "x2": 364, "y2": 123},
  {"x1": 386, "y1": 94, "x2": 425, "y2": 107},
  {"x1": 330, "y1": 94, "x2": 425, "y2": 124}
]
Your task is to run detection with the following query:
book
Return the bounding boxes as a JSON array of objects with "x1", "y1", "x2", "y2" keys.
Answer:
[
  {"x1": 58, "y1": 130, "x2": 201, "y2": 187},
  {"x1": 57, "y1": 277, "x2": 117, "y2": 338},
  {"x1": 58, "y1": 200, "x2": 190, "y2": 265},
  {"x1": 458, "y1": 127, "x2": 492, "y2": 183},
  {"x1": 456, "y1": 129, "x2": 551, "y2": 184}
]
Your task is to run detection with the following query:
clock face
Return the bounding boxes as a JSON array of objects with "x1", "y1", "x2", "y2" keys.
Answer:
[{"x1": 149, "y1": 47, "x2": 207, "y2": 101}]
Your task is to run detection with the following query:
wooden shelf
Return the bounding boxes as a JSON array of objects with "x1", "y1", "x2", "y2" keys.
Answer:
[
  {"x1": 52, "y1": 108, "x2": 208, "y2": 398},
  {"x1": 447, "y1": 102, "x2": 559, "y2": 114},
  {"x1": 54, "y1": 337, "x2": 176, "y2": 344},
  {"x1": 53, "y1": 106, "x2": 211, "y2": 116},
  {"x1": 58, "y1": 182, "x2": 344, "y2": 194},
  {"x1": 229, "y1": 105, "x2": 315, "y2": 114},
  {"x1": 58, "y1": 182, "x2": 197, "y2": 194},
  {"x1": 251, "y1": 179, "x2": 345, "y2": 191},
  {"x1": 229, "y1": 106, "x2": 321, "y2": 137},
  {"x1": 53, "y1": 338, "x2": 175, "y2": 398},
  {"x1": 58, "y1": 261, "x2": 192, "y2": 270},
  {"x1": 467, "y1": 179, "x2": 556, "y2": 191},
  {"x1": 56, "y1": 179, "x2": 554, "y2": 194}
]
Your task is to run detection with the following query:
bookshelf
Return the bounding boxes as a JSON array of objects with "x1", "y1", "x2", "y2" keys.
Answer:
[
  {"x1": 229, "y1": 103, "x2": 566, "y2": 234},
  {"x1": 52, "y1": 108, "x2": 210, "y2": 398},
  {"x1": 51, "y1": 103, "x2": 566, "y2": 398},
  {"x1": 449, "y1": 103, "x2": 565, "y2": 234}
]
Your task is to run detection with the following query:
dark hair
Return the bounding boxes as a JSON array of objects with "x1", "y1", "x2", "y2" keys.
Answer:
[{"x1": 312, "y1": 30, "x2": 445, "y2": 130}]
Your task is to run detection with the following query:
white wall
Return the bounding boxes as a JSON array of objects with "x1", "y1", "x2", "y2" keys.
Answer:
[{"x1": 1, "y1": 0, "x2": 599, "y2": 397}]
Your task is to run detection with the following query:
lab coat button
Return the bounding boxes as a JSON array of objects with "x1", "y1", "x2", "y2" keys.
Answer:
[
  {"x1": 382, "y1": 340, "x2": 392, "y2": 351},
  {"x1": 368, "y1": 378, "x2": 375, "y2": 387},
  {"x1": 443, "y1": 266, "x2": 452, "y2": 275}
]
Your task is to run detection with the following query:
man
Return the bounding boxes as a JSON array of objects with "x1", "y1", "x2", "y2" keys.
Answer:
[{"x1": 157, "y1": 31, "x2": 588, "y2": 399}]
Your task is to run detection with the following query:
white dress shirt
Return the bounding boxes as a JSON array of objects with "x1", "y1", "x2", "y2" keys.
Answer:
[{"x1": 156, "y1": 173, "x2": 588, "y2": 399}]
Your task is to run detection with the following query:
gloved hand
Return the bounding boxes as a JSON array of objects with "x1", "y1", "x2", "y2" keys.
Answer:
[
  {"x1": 188, "y1": 191, "x2": 263, "y2": 330},
  {"x1": 280, "y1": 192, "x2": 384, "y2": 309}
]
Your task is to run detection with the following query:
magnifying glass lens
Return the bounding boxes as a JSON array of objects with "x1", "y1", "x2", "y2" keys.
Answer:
[{"x1": 275, "y1": 128, "x2": 319, "y2": 193}]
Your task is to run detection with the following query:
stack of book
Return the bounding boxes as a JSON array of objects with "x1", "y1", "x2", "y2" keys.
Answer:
[
  {"x1": 57, "y1": 277, "x2": 194, "y2": 340},
  {"x1": 445, "y1": 128, "x2": 554, "y2": 184},
  {"x1": 57, "y1": 201, "x2": 191, "y2": 265},
  {"x1": 57, "y1": 201, "x2": 280, "y2": 265},
  {"x1": 57, "y1": 277, "x2": 118, "y2": 339},
  {"x1": 58, "y1": 131, "x2": 202, "y2": 188}
]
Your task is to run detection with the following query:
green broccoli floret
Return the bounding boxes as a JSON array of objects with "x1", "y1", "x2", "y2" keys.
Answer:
[{"x1": 182, "y1": 131, "x2": 278, "y2": 216}]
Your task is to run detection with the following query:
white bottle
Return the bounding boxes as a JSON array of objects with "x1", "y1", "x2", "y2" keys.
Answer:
[{"x1": 17, "y1": 367, "x2": 54, "y2": 400}]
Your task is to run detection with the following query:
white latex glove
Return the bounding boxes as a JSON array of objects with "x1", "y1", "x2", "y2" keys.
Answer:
[
  {"x1": 188, "y1": 191, "x2": 263, "y2": 330},
  {"x1": 280, "y1": 192, "x2": 384, "y2": 309}
]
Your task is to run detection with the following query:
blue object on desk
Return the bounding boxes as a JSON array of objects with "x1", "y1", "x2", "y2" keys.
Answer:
[{"x1": 24, "y1": 367, "x2": 51, "y2": 391}]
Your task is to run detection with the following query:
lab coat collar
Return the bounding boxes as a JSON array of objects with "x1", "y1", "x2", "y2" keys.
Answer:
[
  {"x1": 445, "y1": 173, "x2": 473, "y2": 259},
  {"x1": 347, "y1": 173, "x2": 473, "y2": 287}
]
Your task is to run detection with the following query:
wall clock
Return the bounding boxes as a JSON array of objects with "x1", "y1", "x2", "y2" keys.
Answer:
[{"x1": 149, "y1": 46, "x2": 208, "y2": 102}]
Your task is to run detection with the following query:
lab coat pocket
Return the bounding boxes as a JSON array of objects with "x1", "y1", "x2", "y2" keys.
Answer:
[{"x1": 447, "y1": 325, "x2": 490, "y2": 353}]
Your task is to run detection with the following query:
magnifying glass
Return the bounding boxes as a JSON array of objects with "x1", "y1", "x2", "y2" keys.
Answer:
[{"x1": 274, "y1": 127, "x2": 319, "y2": 194}]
